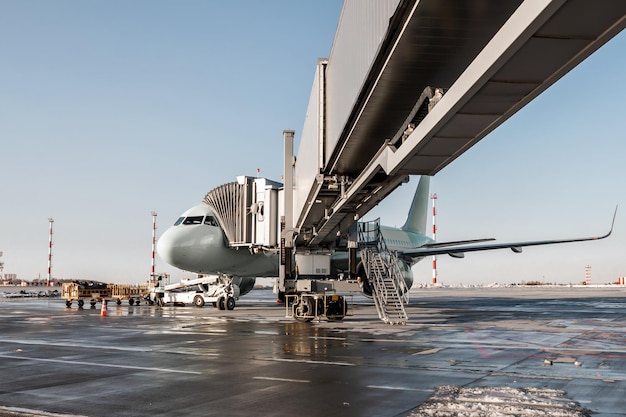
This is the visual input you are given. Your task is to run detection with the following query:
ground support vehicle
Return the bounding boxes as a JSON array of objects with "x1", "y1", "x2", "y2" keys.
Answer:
[
  {"x1": 62, "y1": 281, "x2": 112, "y2": 308},
  {"x1": 151, "y1": 275, "x2": 240, "y2": 309},
  {"x1": 286, "y1": 293, "x2": 351, "y2": 322},
  {"x1": 110, "y1": 283, "x2": 152, "y2": 305}
]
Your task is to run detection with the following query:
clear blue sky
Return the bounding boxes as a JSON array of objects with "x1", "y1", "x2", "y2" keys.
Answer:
[{"x1": 1, "y1": 1, "x2": 624, "y2": 286}]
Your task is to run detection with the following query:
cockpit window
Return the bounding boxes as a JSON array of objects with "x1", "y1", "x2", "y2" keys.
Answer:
[
  {"x1": 182, "y1": 216, "x2": 204, "y2": 225},
  {"x1": 174, "y1": 217, "x2": 184, "y2": 226},
  {"x1": 204, "y1": 216, "x2": 218, "y2": 227}
]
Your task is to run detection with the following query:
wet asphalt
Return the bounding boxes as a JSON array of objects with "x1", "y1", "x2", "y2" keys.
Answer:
[{"x1": 1, "y1": 287, "x2": 625, "y2": 417}]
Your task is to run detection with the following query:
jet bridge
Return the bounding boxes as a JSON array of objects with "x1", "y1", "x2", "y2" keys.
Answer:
[
  {"x1": 203, "y1": 176, "x2": 282, "y2": 250},
  {"x1": 292, "y1": 0, "x2": 626, "y2": 249},
  {"x1": 202, "y1": 0, "x2": 625, "y2": 324},
  {"x1": 277, "y1": 0, "x2": 625, "y2": 323}
]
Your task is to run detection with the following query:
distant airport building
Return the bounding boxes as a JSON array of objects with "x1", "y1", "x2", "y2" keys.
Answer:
[{"x1": 2, "y1": 274, "x2": 18, "y2": 285}]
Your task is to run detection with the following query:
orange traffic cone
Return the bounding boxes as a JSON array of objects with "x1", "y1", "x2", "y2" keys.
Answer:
[{"x1": 100, "y1": 300, "x2": 107, "y2": 317}]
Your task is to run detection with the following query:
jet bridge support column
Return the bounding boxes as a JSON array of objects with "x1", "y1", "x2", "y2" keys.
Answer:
[
  {"x1": 348, "y1": 222, "x2": 358, "y2": 280},
  {"x1": 279, "y1": 130, "x2": 296, "y2": 295}
]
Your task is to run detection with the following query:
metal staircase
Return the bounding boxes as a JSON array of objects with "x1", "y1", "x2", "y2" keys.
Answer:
[{"x1": 358, "y1": 219, "x2": 409, "y2": 325}]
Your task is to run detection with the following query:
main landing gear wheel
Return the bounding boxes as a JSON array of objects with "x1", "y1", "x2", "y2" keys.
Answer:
[
  {"x1": 193, "y1": 295, "x2": 205, "y2": 308},
  {"x1": 226, "y1": 296, "x2": 235, "y2": 310}
]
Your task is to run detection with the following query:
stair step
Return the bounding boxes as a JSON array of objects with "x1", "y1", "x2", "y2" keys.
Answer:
[{"x1": 361, "y1": 245, "x2": 408, "y2": 325}]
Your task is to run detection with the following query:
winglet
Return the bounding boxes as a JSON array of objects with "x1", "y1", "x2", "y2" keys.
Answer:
[{"x1": 599, "y1": 205, "x2": 618, "y2": 239}]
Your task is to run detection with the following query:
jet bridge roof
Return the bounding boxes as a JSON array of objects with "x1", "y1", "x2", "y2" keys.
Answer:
[{"x1": 293, "y1": 0, "x2": 626, "y2": 248}]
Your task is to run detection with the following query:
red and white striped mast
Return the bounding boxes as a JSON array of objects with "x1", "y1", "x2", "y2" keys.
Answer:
[
  {"x1": 151, "y1": 211, "x2": 157, "y2": 280},
  {"x1": 47, "y1": 217, "x2": 54, "y2": 286},
  {"x1": 430, "y1": 193, "x2": 438, "y2": 286}
]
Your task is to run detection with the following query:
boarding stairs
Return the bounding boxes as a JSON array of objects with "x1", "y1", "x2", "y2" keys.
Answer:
[{"x1": 358, "y1": 219, "x2": 409, "y2": 325}]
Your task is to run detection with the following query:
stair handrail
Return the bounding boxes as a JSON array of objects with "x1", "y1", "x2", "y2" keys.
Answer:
[
  {"x1": 358, "y1": 218, "x2": 408, "y2": 324},
  {"x1": 362, "y1": 249, "x2": 385, "y2": 321}
]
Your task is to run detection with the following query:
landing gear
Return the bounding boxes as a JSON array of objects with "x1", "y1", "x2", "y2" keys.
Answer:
[{"x1": 216, "y1": 295, "x2": 236, "y2": 310}]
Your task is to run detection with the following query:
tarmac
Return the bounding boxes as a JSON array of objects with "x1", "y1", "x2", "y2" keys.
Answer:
[{"x1": 1, "y1": 286, "x2": 625, "y2": 417}]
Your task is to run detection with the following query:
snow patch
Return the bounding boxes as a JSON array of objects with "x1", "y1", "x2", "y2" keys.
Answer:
[{"x1": 408, "y1": 386, "x2": 591, "y2": 417}]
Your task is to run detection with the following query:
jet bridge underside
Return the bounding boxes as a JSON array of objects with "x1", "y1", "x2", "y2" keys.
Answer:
[{"x1": 295, "y1": 0, "x2": 626, "y2": 248}]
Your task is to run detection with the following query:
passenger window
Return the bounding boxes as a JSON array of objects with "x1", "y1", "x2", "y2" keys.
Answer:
[
  {"x1": 183, "y1": 216, "x2": 204, "y2": 225},
  {"x1": 204, "y1": 216, "x2": 218, "y2": 227},
  {"x1": 174, "y1": 217, "x2": 184, "y2": 226}
]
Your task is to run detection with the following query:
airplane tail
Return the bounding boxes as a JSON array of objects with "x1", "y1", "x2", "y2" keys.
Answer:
[{"x1": 401, "y1": 176, "x2": 431, "y2": 234}]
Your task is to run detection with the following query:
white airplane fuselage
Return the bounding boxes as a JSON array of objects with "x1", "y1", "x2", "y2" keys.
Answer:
[
  {"x1": 157, "y1": 203, "x2": 433, "y2": 295},
  {"x1": 157, "y1": 205, "x2": 277, "y2": 277},
  {"x1": 157, "y1": 172, "x2": 613, "y2": 297}
]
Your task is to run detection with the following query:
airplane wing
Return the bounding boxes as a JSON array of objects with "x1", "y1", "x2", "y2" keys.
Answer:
[
  {"x1": 422, "y1": 238, "x2": 495, "y2": 248},
  {"x1": 401, "y1": 208, "x2": 617, "y2": 260}
]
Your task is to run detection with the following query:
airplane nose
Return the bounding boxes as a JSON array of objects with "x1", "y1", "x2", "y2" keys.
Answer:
[
  {"x1": 156, "y1": 221, "x2": 220, "y2": 273},
  {"x1": 156, "y1": 227, "x2": 178, "y2": 267},
  {"x1": 157, "y1": 230, "x2": 172, "y2": 264}
]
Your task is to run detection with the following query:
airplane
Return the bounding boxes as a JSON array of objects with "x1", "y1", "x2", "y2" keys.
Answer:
[{"x1": 156, "y1": 175, "x2": 615, "y2": 301}]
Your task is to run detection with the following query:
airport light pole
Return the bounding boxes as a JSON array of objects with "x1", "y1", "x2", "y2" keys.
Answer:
[
  {"x1": 151, "y1": 211, "x2": 157, "y2": 280},
  {"x1": 430, "y1": 193, "x2": 438, "y2": 286},
  {"x1": 47, "y1": 218, "x2": 54, "y2": 286}
]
